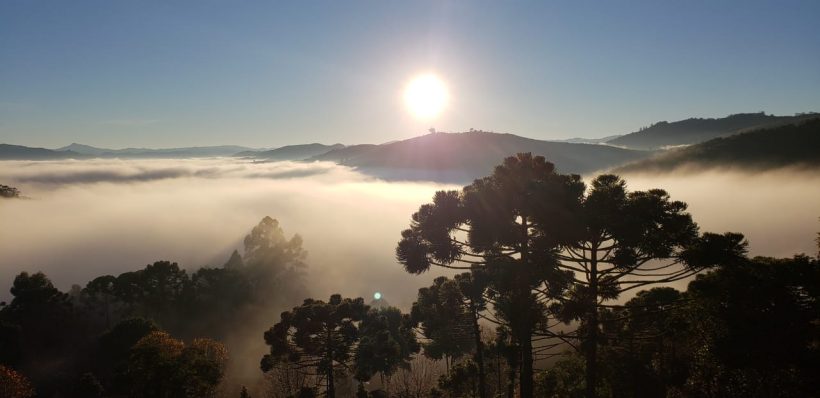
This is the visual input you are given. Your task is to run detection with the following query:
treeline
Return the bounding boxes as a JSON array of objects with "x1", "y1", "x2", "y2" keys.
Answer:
[
  {"x1": 0, "y1": 216, "x2": 308, "y2": 397},
  {"x1": 616, "y1": 117, "x2": 820, "y2": 173}
]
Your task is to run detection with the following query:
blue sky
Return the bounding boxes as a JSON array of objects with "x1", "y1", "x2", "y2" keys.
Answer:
[{"x1": 1, "y1": 0, "x2": 819, "y2": 148}]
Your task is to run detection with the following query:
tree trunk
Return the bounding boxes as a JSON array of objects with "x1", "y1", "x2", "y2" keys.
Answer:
[
  {"x1": 585, "y1": 244, "x2": 599, "y2": 398},
  {"x1": 518, "y1": 216, "x2": 534, "y2": 398},
  {"x1": 507, "y1": 357, "x2": 517, "y2": 398},
  {"x1": 471, "y1": 303, "x2": 488, "y2": 398},
  {"x1": 520, "y1": 334, "x2": 534, "y2": 398},
  {"x1": 327, "y1": 329, "x2": 335, "y2": 398}
]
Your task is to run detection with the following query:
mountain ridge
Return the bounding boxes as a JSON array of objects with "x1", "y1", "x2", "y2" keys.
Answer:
[
  {"x1": 309, "y1": 130, "x2": 649, "y2": 182},
  {"x1": 614, "y1": 117, "x2": 820, "y2": 173},
  {"x1": 606, "y1": 112, "x2": 819, "y2": 150}
]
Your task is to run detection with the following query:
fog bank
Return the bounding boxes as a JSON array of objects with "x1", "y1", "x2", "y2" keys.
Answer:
[{"x1": 1, "y1": 159, "x2": 818, "y2": 306}]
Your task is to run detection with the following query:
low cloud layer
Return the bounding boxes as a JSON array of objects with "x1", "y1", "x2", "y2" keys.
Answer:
[
  {"x1": 0, "y1": 159, "x2": 459, "y2": 307},
  {"x1": 1, "y1": 159, "x2": 818, "y2": 307}
]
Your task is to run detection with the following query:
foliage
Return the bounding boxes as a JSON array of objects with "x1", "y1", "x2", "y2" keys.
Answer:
[
  {"x1": 127, "y1": 331, "x2": 228, "y2": 398},
  {"x1": 535, "y1": 355, "x2": 587, "y2": 398},
  {"x1": 673, "y1": 255, "x2": 820, "y2": 397},
  {"x1": 397, "y1": 153, "x2": 584, "y2": 397},
  {"x1": 617, "y1": 117, "x2": 820, "y2": 171},
  {"x1": 71, "y1": 372, "x2": 104, "y2": 398},
  {"x1": 262, "y1": 294, "x2": 368, "y2": 398},
  {"x1": 355, "y1": 307, "x2": 420, "y2": 380},
  {"x1": 437, "y1": 360, "x2": 479, "y2": 397},
  {"x1": 397, "y1": 153, "x2": 747, "y2": 398},
  {"x1": 410, "y1": 277, "x2": 474, "y2": 361},
  {"x1": 0, "y1": 365, "x2": 35, "y2": 398}
]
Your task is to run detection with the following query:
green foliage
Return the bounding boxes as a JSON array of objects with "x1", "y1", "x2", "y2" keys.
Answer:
[
  {"x1": 127, "y1": 331, "x2": 228, "y2": 398},
  {"x1": 673, "y1": 256, "x2": 820, "y2": 397},
  {"x1": 398, "y1": 153, "x2": 749, "y2": 398},
  {"x1": 397, "y1": 153, "x2": 585, "y2": 397},
  {"x1": 535, "y1": 355, "x2": 587, "y2": 398},
  {"x1": 0, "y1": 272, "x2": 76, "y2": 395},
  {"x1": 262, "y1": 294, "x2": 368, "y2": 398},
  {"x1": 437, "y1": 360, "x2": 479, "y2": 397},
  {"x1": 0, "y1": 217, "x2": 309, "y2": 396},
  {"x1": 617, "y1": 117, "x2": 820, "y2": 171},
  {"x1": 355, "y1": 307, "x2": 420, "y2": 380},
  {"x1": 97, "y1": 317, "x2": 159, "y2": 394},
  {"x1": 411, "y1": 276, "x2": 474, "y2": 361}
]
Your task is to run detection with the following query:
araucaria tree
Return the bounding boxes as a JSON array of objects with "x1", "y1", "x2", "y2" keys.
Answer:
[
  {"x1": 397, "y1": 153, "x2": 582, "y2": 397},
  {"x1": 261, "y1": 294, "x2": 368, "y2": 398},
  {"x1": 411, "y1": 273, "x2": 489, "y2": 398},
  {"x1": 548, "y1": 174, "x2": 745, "y2": 398},
  {"x1": 396, "y1": 153, "x2": 743, "y2": 398}
]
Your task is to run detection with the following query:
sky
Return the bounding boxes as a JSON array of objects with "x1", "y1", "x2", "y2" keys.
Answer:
[{"x1": 1, "y1": 0, "x2": 819, "y2": 148}]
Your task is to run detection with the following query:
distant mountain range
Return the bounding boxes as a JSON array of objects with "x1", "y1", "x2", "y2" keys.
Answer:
[
  {"x1": 310, "y1": 131, "x2": 647, "y2": 182},
  {"x1": 235, "y1": 143, "x2": 344, "y2": 160},
  {"x1": 0, "y1": 144, "x2": 83, "y2": 160},
  {"x1": 614, "y1": 117, "x2": 820, "y2": 173},
  {"x1": 56, "y1": 143, "x2": 255, "y2": 158},
  {"x1": 606, "y1": 112, "x2": 819, "y2": 150},
  {"x1": 3, "y1": 111, "x2": 818, "y2": 182}
]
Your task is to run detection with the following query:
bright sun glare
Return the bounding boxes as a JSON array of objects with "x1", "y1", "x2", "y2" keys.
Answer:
[{"x1": 404, "y1": 73, "x2": 449, "y2": 120}]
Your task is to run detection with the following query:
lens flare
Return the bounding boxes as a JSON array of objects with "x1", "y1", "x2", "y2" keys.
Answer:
[{"x1": 404, "y1": 74, "x2": 449, "y2": 120}]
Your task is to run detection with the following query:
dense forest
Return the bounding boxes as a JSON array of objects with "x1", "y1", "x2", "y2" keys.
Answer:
[{"x1": 1, "y1": 154, "x2": 817, "y2": 398}]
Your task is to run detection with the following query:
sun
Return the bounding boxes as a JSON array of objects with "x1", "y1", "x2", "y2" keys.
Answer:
[{"x1": 404, "y1": 73, "x2": 449, "y2": 120}]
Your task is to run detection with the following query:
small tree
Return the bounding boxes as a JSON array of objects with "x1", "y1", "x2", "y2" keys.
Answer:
[
  {"x1": 127, "y1": 331, "x2": 228, "y2": 398},
  {"x1": 261, "y1": 294, "x2": 368, "y2": 398},
  {"x1": 411, "y1": 277, "x2": 474, "y2": 365},
  {"x1": 411, "y1": 273, "x2": 489, "y2": 398},
  {"x1": 355, "y1": 307, "x2": 420, "y2": 384}
]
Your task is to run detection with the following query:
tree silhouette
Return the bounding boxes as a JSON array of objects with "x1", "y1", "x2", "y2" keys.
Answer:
[
  {"x1": 411, "y1": 273, "x2": 489, "y2": 398},
  {"x1": 546, "y1": 173, "x2": 746, "y2": 398},
  {"x1": 261, "y1": 294, "x2": 368, "y2": 398},
  {"x1": 241, "y1": 216, "x2": 308, "y2": 306},
  {"x1": 0, "y1": 272, "x2": 77, "y2": 394},
  {"x1": 675, "y1": 255, "x2": 820, "y2": 397},
  {"x1": 411, "y1": 277, "x2": 474, "y2": 365},
  {"x1": 354, "y1": 307, "x2": 420, "y2": 384},
  {"x1": 127, "y1": 331, "x2": 227, "y2": 398},
  {"x1": 396, "y1": 153, "x2": 745, "y2": 398},
  {"x1": 397, "y1": 153, "x2": 582, "y2": 397},
  {"x1": 97, "y1": 317, "x2": 158, "y2": 394}
]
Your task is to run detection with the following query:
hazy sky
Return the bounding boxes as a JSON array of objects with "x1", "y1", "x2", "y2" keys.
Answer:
[{"x1": 2, "y1": 0, "x2": 819, "y2": 148}]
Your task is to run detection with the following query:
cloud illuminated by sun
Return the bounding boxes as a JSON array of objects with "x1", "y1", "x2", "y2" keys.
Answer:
[{"x1": 403, "y1": 73, "x2": 449, "y2": 120}]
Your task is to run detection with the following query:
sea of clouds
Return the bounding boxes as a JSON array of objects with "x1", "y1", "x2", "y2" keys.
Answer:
[{"x1": 1, "y1": 158, "x2": 818, "y2": 306}]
